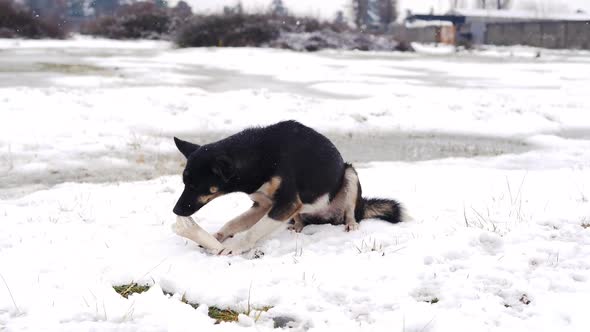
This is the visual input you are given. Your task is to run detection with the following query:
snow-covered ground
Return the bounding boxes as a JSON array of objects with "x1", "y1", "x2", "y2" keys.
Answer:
[{"x1": 1, "y1": 38, "x2": 589, "y2": 331}]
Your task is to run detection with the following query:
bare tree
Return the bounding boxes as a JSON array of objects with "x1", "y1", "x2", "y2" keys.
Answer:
[
  {"x1": 351, "y1": 0, "x2": 366, "y2": 28},
  {"x1": 352, "y1": 0, "x2": 397, "y2": 29},
  {"x1": 271, "y1": 0, "x2": 288, "y2": 16},
  {"x1": 379, "y1": 0, "x2": 397, "y2": 25},
  {"x1": 67, "y1": 0, "x2": 86, "y2": 17},
  {"x1": 172, "y1": 1, "x2": 192, "y2": 18},
  {"x1": 89, "y1": 0, "x2": 119, "y2": 17},
  {"x1": 154, "y1": 0, "x2": 167, "y2": 8},
  {"x1": 478, "y1": 0, "x2": 511, "y2": 9},
  {"x1": 26, "y1": 0, "x2": 68, "y2": 18},
  {"x1": 497, "y1": 0, "x2": 511, "y2": 9}
]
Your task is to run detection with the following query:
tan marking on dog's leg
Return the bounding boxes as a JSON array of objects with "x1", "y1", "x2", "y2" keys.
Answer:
[
  {"x1": 342, "y1": 167, "x2": 360, "y2": 232},
  {"x1": 289, "y1": 214, "x2": 305, "y2": 233},
  {"x1": 214, "y1": 192, "x2": 273, "y2": 242},
  {"x1": 257, "y1": 176, "x2": 282, "y2": 197},
  {"x1": 172, "y1": 216, "x2": 224, "y2": 251},
  {"x1": 213, "y1": 177, "x2": 280, "y2": 242}
]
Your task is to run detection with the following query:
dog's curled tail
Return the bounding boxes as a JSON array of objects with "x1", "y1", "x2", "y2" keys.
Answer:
[{"x1": 360, "y1": 198, "x2": 404, "y2": 223}]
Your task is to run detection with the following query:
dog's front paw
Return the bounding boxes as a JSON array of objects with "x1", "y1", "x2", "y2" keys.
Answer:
[
  {"x1": 172, "y1": 216, "x2": 197, "y2": 237},
  {"x1": 216, "y1": 238, "x2": 253, "y2": 256}
]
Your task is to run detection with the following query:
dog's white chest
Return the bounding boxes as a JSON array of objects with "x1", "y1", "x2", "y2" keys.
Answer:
[{"x1": 300, "y1": 194, "x2": 331, "y2": 214}]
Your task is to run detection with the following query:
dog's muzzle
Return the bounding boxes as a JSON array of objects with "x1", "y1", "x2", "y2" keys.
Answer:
[{"x1": 173, "y1": 187, "x2": 205, "y2": 216}]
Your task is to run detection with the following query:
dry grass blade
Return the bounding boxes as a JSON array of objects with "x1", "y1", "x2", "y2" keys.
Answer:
[{"x1": 0, "y1": 273, "x2": 20, "y2": 314}]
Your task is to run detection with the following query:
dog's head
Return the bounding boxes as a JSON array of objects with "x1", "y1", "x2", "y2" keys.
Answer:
[{"x1": 172, "y1": 137, "x2": 235, "y2": 217}]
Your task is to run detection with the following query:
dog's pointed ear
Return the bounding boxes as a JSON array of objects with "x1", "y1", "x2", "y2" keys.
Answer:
[
  {"x1": 174, "y1": 137, "x2": 200, "y2": 159},
  {"x1": 211, "y1": 155, "x2": 235, "y2": 182}
]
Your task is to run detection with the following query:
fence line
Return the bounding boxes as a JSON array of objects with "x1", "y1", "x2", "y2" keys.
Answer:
[{"x1": 485, "y1": 21, "x2": 590, "y2": 49}]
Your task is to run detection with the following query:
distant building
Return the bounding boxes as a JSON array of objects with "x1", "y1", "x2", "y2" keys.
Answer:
[{"x1": 404, "y1": 9, "x2": 590, "y2": 49}]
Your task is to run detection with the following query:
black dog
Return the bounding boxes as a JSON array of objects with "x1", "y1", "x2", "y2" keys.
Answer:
[{"x1": 173, "y1": 120, "x2": 402, "y2": 254}]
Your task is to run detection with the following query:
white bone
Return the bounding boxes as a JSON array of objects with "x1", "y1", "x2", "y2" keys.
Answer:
[{"x1": 172, "y1": 216, "x2": 224, "y2": 252}]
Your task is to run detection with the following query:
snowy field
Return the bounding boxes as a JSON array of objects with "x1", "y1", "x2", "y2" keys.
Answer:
[{"x1": 1, "y1": 38, "x2": 589, "y2": 331}]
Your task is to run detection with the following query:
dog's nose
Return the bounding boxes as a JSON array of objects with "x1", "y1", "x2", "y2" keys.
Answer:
[{"x1": 173, "y1": 204, "x2": 191, "y2": 217}]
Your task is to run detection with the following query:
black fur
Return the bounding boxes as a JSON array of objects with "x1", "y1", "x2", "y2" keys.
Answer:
[
  {"x1": 360, "y1": 198, "x2": 402, "y2": 223},
  {"x1": 173, "y1": 121, "x2": 344, "y2": 218},
  {"x1": 173, "y1": 120, "x2": 403, "y2": 227}
]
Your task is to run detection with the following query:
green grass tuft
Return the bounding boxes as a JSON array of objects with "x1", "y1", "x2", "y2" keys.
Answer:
[
  {"x1": 114, "y1": 283, "x2": 272, "y2": 323},
  {"x1": 208, "y1": 306, "x2": 241, "y2": 323},
  {"x1": 258, "y1": 305, "x2": 273, "y2": 312},
  {"x1": 206, "y1": 305, "x2": 273, "y2": 324},
  {"x1": 113, "y1": 283, "x2": 150, "y2": 299}
]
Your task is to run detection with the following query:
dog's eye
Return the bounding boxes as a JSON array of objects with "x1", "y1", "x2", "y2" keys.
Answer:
[
  {"x1": 188, "y1": 184, "x2": 196, "y2": 190},
  {"x1": 210, "y1": 186, "x2": 218, "y2": 193}
]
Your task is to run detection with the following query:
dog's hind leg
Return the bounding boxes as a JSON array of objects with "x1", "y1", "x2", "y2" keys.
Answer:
[
  {"x1": 288, "y1": 214, "x2": 305, "y2": 233},
  {"x1": 341, "y1": 165, "x2": 361, "y2": 232},
  {"x1": 214, "y1": 192, "x2": 273, "y2": 242}
]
